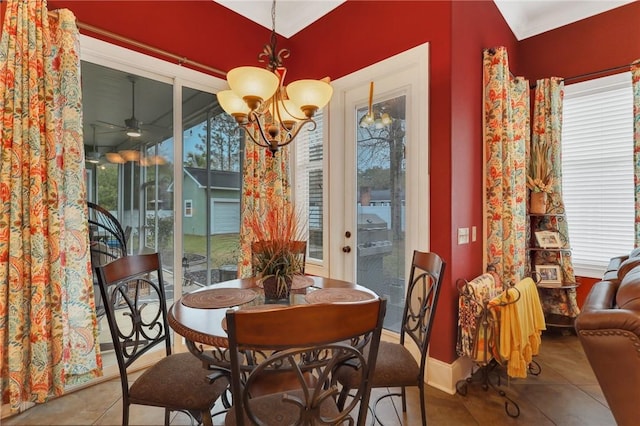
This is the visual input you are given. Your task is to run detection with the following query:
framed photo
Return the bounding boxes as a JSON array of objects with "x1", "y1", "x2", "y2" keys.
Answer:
[
  {"x1": 535, "y1": 230, "x2": 563, "y2": 249},
  {"x1": 535, "y1": 264, "x2": 563, "y2": 285}
]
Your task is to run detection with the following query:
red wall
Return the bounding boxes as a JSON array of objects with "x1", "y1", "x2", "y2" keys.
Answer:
[{"x1": 518, "y1": 1, "x2": 640, "y2": 83}]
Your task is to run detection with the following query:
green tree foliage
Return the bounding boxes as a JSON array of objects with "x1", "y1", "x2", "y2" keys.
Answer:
[
  {"x1": 185, "y1": 113, "x2": 242, "y2": 171},
  {"x1": 95, "y1": 163, "x2": 119, "y2": 210}
]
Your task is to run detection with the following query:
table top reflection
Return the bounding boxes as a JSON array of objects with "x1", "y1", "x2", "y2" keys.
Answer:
[{"x1": 168, "y1": 275, "x2": 377, "y2": 349}]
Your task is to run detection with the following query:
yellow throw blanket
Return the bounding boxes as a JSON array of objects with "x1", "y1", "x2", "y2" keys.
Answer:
[{"x1": 489, "y1": 277, "x2": 546, "y2": 378}]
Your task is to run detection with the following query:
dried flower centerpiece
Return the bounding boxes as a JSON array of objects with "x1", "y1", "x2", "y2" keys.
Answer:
[
  {"x1": 528, "y1": 141, "x2": 554, "y2": 214},
  {"x1": 246, "y1": 204, "x2": 306, "y2": 300}
]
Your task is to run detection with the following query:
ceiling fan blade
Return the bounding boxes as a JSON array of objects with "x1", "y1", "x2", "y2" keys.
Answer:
[
  {"x1": 95, "y1": 129, "x2": 126, "y2": 135},
  {"x1": 95, "y1": 120, "x2": 125, "y2": 130}
]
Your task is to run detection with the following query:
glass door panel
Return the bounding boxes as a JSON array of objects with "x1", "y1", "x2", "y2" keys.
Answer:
[
  {"x1": 356, "y1": 96, "x2": 407, "y2": 331},
  {"x1": 181, "y1": 87, "x2": 243, "y2": 289}
]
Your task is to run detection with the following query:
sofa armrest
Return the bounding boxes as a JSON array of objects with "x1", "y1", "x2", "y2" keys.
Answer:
[
  {"x1": 575, "y1": 308, "x2": 640, "y2": 335},
  {"x1": 606, "y1": 255, "x2": 629, "y2": 273},
  {"x1": 575, "y1": 279, "x2": 640, "y2": 426},
  {"x1": 576, "y1": 280, "x2": 640, "y2": 334}
]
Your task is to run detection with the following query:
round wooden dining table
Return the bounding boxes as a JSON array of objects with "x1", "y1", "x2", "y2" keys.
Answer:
[{"x1": 168, "y1": 275, "x2": 378, "y2": 363}]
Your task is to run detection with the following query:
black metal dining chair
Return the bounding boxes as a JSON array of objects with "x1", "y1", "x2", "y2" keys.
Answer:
[
  {"x1": 95, "y1": 252, "x2": 229, "y2": 426},
  {"x1": 223, "y1": 298, "x2": 387, "y2": 426},
  {"x1": 336, "y1": 250, "x2": 446, "y2": 426}
]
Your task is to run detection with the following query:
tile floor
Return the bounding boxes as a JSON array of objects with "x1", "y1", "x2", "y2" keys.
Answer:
[{"x1": 3, "y1": 329, "x2": 615, "y2": 425}]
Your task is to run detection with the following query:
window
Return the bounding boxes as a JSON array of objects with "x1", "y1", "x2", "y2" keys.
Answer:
[
  {"x1": 295, "y1": 110, "x2": 325, "y2": 262},
  {"x1": 184, "y1": 200, "x2": 193, "y2": 217},
  {"x1": 561, "y1": 72, "x2": 634, "y2": 278}
]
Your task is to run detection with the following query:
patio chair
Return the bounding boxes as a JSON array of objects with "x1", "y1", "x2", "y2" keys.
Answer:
[
  {"x1": 95, "y1": 252, "x2": 229, "y2": 426},
  {"x1": 224, "y1": 298, "x2": 387, "y2": 426},
  {"x1": 87, "y1": 201, "x2": 128, "y2": 319}
]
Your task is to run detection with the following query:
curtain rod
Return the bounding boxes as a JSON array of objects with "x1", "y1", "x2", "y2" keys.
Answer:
[
  {"x1": 563, "y1": 63, "x2": 632, "y2": 84},
  {"x1": 529, "y1": 63, "x2": 632, "y2": 89},
  {"x1": 47, "y1": 10, "x2": 227, "y2": 78}
]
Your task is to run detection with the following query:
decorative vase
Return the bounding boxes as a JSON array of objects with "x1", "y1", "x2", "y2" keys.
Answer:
[
  {"x1": 262, "y1": 276, "x2": 293, "y2": 300},
  {"x1": 530, "y1": 192, "x2": 548, "y2": 214}
]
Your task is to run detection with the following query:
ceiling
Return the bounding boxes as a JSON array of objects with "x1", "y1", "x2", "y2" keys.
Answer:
[
  {"x1": 83, "y1": 0, "x2": 634, "y2": 161},
  {"x1": 213, "y1": 0, "x2": 634, "y2": 40},
  {"x1": 213, "y1": 0, "x2": 346, "y2": 38},
  {"x1": 493, "y1": 0, "x2": 635, "y2": 40}
]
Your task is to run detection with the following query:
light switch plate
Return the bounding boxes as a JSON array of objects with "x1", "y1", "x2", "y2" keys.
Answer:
[{"x1": 458, "y1": 227, "x2": 469, "y2": 245}]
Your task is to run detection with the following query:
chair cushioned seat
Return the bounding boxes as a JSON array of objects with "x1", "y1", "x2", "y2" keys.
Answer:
[
  {"x1": 337, "y1": 341, "x2": 419, "y2": 388},
  {"x1": 129, "y1": 352, "x2": 228, "y2": 410},
  {"x1": 224, "y1": 388, "x2": 340, "y2": 425}
]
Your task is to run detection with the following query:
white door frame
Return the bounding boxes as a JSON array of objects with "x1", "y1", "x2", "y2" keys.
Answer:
[{"x1": 327, "y1": 43, "x2": 430, "y2": 281}]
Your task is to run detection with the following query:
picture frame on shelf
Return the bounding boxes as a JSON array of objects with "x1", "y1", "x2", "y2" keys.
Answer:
[
  {"x1": 534, "y1": 230, "x2": 563, "y2": 249},
  {"x1": 535, "y1": 264, "x2": 563, "y2": 286}
]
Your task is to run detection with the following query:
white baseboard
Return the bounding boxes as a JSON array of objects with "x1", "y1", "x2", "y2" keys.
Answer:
[{"x1": 425, "y1": 355, "x2": 474, "y2": 395}]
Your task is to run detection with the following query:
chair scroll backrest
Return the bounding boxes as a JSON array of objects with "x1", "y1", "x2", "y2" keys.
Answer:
[
  {"x1": 95, "y1": 253, "x2": 171, "y2": 382},
  {"x1": 225, "y1": 298, "x2": 386, "y2": 426},
  {"x1": 402, "y1": 251, "x2": 446, "y2": 371}
]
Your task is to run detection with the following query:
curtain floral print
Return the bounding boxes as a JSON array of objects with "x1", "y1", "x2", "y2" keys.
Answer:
[
  {"x1": 633, "y1": 60, "x2": 640, "y2": 246},
  {"x1": 531, "y1": 78, "x2": 579, "y2": 318},
  {"x1": 0, "y1": 1, "x2": 101, "y2": 412},
  {"x1": 237, "y1": 136, "x2": 292, "y2": 277},
  {"x1": 483, "y1": 47, "x2": 528, "y2": 287}
]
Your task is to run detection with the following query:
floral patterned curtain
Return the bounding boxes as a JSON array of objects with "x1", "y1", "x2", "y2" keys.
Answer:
[
  {"x1": 238, "y1": 138, "x2": 292, "y2": 277},
  {"x1": 0, "y1": 1, "x2": 101, "y2": 412},
  {"x1": 483, "y1": 47, "x2": 528, "y2": 287},
  {"x1": 633, "y1": 60, "x2": 640, "y2": 246},
  {"x1": 531, "y1": 78, "x2": 579, "y2": 318}
]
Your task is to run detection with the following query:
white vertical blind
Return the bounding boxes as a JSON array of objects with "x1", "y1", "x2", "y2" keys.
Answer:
[{"x1": 562, "y1": 72, "x2": 634, "y2": 278}]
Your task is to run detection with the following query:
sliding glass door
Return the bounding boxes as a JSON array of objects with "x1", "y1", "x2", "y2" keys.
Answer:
[{"x1": 80, "y1": 35, "x2": 227, "y2": 376}]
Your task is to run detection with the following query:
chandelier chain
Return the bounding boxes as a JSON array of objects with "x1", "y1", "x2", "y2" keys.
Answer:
[{"x1": 259, "y1": 0, "x2": 290, "y2": 71}]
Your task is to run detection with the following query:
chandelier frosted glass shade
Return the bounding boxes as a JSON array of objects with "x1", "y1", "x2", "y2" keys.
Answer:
[
  {"x1": 286, "y1": 79, "x2": 333, "y2": 117},
  {"x1": 217, "y1": 90, "x2": 251, "y2": 123},
  {"x1": 226, "y1": 66, "x2": 279, "y2": 110}
]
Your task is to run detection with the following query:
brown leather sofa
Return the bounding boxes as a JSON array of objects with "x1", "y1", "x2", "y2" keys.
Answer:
[{"x1": 575, "y1": 248, "x2": 640, "y2": 426}]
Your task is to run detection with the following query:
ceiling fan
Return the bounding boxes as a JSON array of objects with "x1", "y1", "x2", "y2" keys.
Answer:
[
  {"x1": 95, "y1": 76, "x2": 143, "y2": 138},
  {"x1": 85, "y1": 124, "x2": 102, "y2": 164},
  {"x1": 124, "y1": 76, "x2": 142, "y2": 137}
]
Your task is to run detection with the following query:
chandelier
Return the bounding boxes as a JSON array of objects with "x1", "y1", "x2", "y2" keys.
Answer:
[{"x1": 218, "y1": 0, "x2": 333, "y2": 154}]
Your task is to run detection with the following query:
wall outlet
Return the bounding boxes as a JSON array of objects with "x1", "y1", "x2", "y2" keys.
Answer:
[{"x1": 458, "y1": 227, "x2": 469, "y2": 245}]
